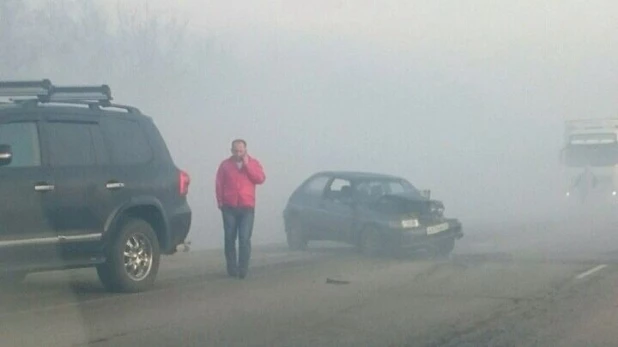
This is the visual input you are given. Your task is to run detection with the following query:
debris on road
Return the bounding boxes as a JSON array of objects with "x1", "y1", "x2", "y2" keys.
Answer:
[{"x1": 326, "y1": 277, "x2": 351, "y2": 285}]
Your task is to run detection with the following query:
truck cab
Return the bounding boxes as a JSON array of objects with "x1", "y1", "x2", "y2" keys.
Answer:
[{"x1": 561, "y1": 118, "x2": 618, "y2": 203}]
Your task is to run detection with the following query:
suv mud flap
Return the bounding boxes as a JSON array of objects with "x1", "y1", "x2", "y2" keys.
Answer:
[{"x1": 175, "y1": 241, "x2": 191, "y2": 253}]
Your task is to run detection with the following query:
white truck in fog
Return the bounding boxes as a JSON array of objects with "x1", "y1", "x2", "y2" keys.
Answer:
[{"x1": 561, "y1": 118, "x2": 618, "y2": 203}]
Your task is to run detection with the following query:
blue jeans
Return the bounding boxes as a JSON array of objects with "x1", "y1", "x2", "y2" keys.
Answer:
[{"x1": 221, "y1": 206, "x2": 255, "y2": 276}]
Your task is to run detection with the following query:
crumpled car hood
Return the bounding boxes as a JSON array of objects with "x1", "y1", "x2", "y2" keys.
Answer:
[{"x1": 374, "y1": 193, "x2": 443, "y2": 216}]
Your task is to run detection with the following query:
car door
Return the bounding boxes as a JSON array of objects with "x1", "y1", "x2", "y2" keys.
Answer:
[
  {"x1": 98, "y1": 115, "x2": 158, "y2": 218},
  {"x1": 291, "y1": 174, "x2": 332, "y2": 240},
  {"x1": 315, "y1": 177, "x2": 355, "y2": 242},
  {"x1": 0, "y1": 115, "x2": 58, "y2": 268},
  {"x1": 43, "y1": 114, "x2": 111, "y2": 263}
]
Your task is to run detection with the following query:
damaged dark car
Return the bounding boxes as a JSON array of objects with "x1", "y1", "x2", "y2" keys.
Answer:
[{"x1": 283, "y1": 171, "x2": 463, "y2": 256}]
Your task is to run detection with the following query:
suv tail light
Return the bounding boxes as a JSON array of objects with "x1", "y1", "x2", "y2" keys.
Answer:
[{"x1": 179, "y1": 170, "x2": 190, "y2": 196}]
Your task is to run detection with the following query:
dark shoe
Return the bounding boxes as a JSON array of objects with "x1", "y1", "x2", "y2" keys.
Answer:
[
  {"x1": 238, "y1": 269, "x2": 247, "y2": 279},
  {"x1": 227, "y1": 267, "x2": 238, "y2": 278}
]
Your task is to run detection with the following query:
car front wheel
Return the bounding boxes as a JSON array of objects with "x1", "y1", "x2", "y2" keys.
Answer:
[
  {"x1": 433, "y1": 237, "x2": 455, "y2": 258},
  {"x1": 97, "y1": 218, "x2": 161, "y2": 293},
  {"x1": 359, "y1": 226, "x2": 383, "y2": 257}
]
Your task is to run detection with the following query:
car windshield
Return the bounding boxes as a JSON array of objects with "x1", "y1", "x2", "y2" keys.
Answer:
[
  {"x1": 355, "y1": 179, "x2": 421, "y2": 201},
  {"x1": 563, "y1": 143, "x2": 618, "y2": 167}
]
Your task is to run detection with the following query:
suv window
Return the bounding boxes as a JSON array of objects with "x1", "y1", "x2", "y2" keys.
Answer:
[
  {"x1": 0, "y1": 122, "x2": 41, "y2": 167},
  {"x1": 102, "y1": 118, "x2": 153, "y2": 165},
  {"x1": 302, "y1": 175, "x2": 330, "y2": 196},
  {"x1": 47, "y1": 122, "x2": 99, "y2": 167}
]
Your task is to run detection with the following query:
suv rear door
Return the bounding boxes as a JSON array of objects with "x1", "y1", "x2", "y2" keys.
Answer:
[
  {"x1": 0, "y1": 114, "x2": 58, "y2": 268},
  {"x1": 42, "y1": 113, "x2": 111, "y2": 264},
  {"x1": 99, "y1": 114, "x2": 158, "y2": 200}
]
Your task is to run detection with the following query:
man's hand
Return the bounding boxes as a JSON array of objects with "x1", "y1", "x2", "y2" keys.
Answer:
[{"x1": 242, "y1": 154, "x2": 250, "y2": 165}]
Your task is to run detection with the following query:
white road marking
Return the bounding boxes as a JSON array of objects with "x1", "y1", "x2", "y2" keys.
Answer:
[{"x1": 575, "y1": 264, "x2": 608, "y2": 280}]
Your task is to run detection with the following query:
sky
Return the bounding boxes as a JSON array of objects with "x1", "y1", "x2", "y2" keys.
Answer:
[
  {"x1": 17, "y1": 0, "x2": 618, "y2": 248},
  {"x1": 120, "y1": 0, "x2": 618, "y2": 247}
]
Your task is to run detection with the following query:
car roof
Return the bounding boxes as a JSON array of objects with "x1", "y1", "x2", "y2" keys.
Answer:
[{"x1": 314, "y1": 171, "x2": 404, "y2": 181}]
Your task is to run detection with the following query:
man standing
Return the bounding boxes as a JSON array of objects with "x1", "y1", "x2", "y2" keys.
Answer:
[{"x1": 216, "y1": 139, "x2": 266, "y2": 279}]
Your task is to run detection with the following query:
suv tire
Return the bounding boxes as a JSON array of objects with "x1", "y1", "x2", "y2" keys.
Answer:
[{"x1": 97, "y1": 218, "x2": 161, "y2": 293}]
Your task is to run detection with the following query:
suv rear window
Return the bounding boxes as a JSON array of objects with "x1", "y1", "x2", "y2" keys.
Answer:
[
  {"x1": 102, "y1": 118, "x2": 153, "y2": 165},
  {"x1": 0, "y1": 122, "x2": 41, "y2": 167},
  {"x1": 47, "y1": 122, "x2": 99, "y2": 167}
]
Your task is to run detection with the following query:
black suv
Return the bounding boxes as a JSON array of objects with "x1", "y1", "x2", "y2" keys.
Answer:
[
  {"x1": 0, "y1": 80, "x2": 192, "y2": 292},
  {"x1": 283, "y1": 171, "x2": 463, "y2": 256}
]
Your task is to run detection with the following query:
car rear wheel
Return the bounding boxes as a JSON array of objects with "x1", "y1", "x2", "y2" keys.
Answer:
[
  {"x1": 286, "y1": 218, "x2": 308, "y2": 251},
  {"x1": 359, "y1": 226, "x2": 383, "y2": 257},
  {"x1": 97, "y1": 218, "x2": 161, "y2": 293}
]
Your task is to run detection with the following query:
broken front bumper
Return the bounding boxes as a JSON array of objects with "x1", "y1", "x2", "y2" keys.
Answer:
[{"x1": 380, "y1": 219, "x2": 464, "y2": 248}]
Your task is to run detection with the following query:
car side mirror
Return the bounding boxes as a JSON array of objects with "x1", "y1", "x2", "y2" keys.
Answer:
[
  {"x1": 0, "y1": 144, "x2": 12, "y2": 167},
  {"x1": 420, "y1": 189, "x2": 431, "y2": 199}
]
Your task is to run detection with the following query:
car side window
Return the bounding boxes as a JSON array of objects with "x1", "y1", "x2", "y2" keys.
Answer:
[
  {"x1": 0, "y1": 122, "x2": 41, "y2": 168},
  {"x1": 302, "y1": 175, "x2": 330, "y2": 196},
  {"x1": 356, "y1": 180, "x2": 385, "y2": 200},
  {"x1": 387, "y1": 181, "x2": 406, "y2": 194},
  {"x1": 102, "y1": 118, "x2": 153, "y2": 165},
  {"x1": 325, "y1": 178, "x2": 352, "y2": 200},
  {"x1": 47, "y1": 122, "x2": 99, "y2": 167}
]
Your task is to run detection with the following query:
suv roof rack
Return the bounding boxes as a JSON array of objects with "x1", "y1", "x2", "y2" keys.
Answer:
[
  {"x1": 0, "y1": 79, "x2": 113, "y2": 105},
  {"x1": 9, "y1": 99, "x2": 141, "y2": 115},
  {"x1": 54, "y1": 100, "x2": 141, "y2": 114}
]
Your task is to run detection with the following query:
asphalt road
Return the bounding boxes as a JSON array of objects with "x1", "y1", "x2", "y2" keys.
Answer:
[{"x1": 3, "y1": 215, "x2": 618, "y2": 347}]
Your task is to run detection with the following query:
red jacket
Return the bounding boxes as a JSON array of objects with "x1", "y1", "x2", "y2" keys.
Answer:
[{"x1": 216, "y1": 156, "x2": 266, "y2": 208}]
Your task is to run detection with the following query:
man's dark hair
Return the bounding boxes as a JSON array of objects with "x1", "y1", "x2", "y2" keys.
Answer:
[{"x1": 231, "y1": 139, "x2": 247, "y2": 147}]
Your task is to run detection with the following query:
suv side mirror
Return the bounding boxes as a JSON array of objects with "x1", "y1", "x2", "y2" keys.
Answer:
[
  {"x1": 0, "y1": 144, "x2": 12, "y2": 167},
  {"x1": 420, "y1": 189, "x2": 431, "y2": 199}
]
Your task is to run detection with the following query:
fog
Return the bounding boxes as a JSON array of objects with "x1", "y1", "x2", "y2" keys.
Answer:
[{"x1": 3, "y1": 0, "x2": 618, "y2": 250}]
